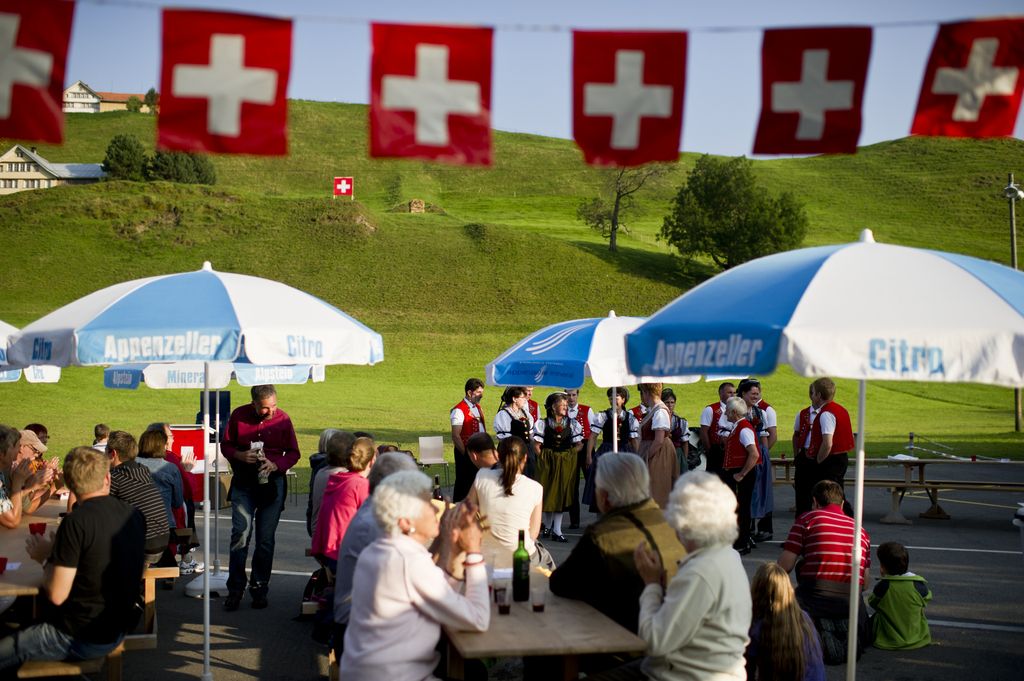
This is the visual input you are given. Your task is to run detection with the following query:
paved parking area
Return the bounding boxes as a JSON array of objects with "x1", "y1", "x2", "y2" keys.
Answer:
[{"x1": 122, "y1": 464, "x2": 1023, "y2": 680}]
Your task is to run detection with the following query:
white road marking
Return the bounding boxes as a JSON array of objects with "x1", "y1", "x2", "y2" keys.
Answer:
[{"x1": 930, "y1": 619, "x2": 1024, "y2": 633}]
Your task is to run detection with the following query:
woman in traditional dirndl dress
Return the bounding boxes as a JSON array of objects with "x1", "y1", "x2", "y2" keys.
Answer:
[
  {"x1": 636, "y1": 382, "x2": 680, "y2": 508},
  {"x1": 532, "y1": 392, "x2": 582, "y2": 542},
  {"x1": 661, "y1": 387, "x2": 690, "y2": 478},
  {"x1": 494, "y1": 386, "x2": 535, "y2": 476},
  {"x1": 583, "y1": 387, "x2": 639, "y2": 512}
]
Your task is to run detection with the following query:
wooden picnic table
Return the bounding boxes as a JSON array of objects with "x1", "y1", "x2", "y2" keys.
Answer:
[
  {"x1": 771, "y1": 456, "x2": 1024, "y2": 524},
  {"x1": 444, "y1": 573, "x2": 646, "y2": 681},
  {"x1": 0, "y1": 500, "x2": 65, "y2": 597}
]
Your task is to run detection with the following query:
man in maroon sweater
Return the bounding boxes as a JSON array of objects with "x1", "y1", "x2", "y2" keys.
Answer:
[{"x1": 221, "y1": 384, "x2": 300, "y2": 611}]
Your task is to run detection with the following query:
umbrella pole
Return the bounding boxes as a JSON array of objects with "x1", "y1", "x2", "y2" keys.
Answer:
[
  {"x1": 845, "y1": 380, "x2": 867, "y2": 681},
  {"x1": 213, "y1": 400, "x2": 222, "y2": 574},
  {"x1": 612, "y1": 385, "x2": 619, "y2": 453},
  {"x1": 201, "y1": 363, "x2": 213, "y2": 681}
]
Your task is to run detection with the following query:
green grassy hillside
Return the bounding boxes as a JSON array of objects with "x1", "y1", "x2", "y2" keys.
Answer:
[{"x1": 1, "y1": 103, "x2": 1022, "y2": 476}]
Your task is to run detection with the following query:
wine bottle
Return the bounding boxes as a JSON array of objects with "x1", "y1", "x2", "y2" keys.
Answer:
[
  {"x1": 432, "y1": 475, "x2": 443, "y2": 501},
  {"x1": 513, "y1": 529, "x2": 530, "y2": 602}
]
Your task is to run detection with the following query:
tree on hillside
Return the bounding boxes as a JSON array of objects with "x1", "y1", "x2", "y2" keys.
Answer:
[
  {"x1": 125, "y1": 96, "x2": 142, "y2": 113},
  {"x1": 148, "y1": 151, "x2": 216, "y2": 185},
  {"x1": 192, "y1": 154, "x2": 216, "y2": 185},
  {"x1": 577, "y1": 164, "x2": 669, "y2": 252},
  {"x1": 102, "y1": 134, "x2": 147, "y2": 181},
  {"x1": 143, "y1": 88, "x2": 159, "y2": 114},
  {"x1": 661, "y1": 155, "x2": 808, "y2": 271}
]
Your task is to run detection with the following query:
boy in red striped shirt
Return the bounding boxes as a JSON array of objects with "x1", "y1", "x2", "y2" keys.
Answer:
[{"x1": 778, "y1": 480, "x2": 872, "y2": 664}]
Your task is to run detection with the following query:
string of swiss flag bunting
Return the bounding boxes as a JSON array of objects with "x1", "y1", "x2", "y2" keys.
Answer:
[{"x1": 2, "y1": 0, "x2": 1023, "y2": 166}]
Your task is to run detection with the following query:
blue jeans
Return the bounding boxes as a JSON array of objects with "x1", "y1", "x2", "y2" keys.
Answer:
[
  {"x1": 0, "y1": 622, "x2": 123, "y2": 673},
  {"x1": 228, "y1": 476, "x2": 286, "y2": 594}
]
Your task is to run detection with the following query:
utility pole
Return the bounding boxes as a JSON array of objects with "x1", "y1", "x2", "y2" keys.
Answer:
[{"x1": 1005, "y1": 173, "x2": 1023, "y2": 431}]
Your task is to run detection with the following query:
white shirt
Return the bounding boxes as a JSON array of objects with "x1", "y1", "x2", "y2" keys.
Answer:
[
  {"x1": 493, "y1": 407, "x2": 533, "y2": 440},
  {"x1": 471, "y1": 468, "x2": 542, "y2": 556},
  {"x1": 818, "y1": 410, "x2": 836, "y2": 435},
  {"x1": 699, "y1": 402, "x2": 726, "y2": 428},
  {"x1": 646, "y1": 405, "x2": 671, "y2": 431},
  {"x1": 532, "y1": 418, "x2": 584, "y2": 444},
  {"x1": 341, "y1": 534, "x2": 490, "y2": 681},
  {"x1": 716, "y1": 413, "x2": 734, "y2": 440},
  {"x1": 762, "y1": 405, "x2": 777, "y2": 429},
  {"x1": 567, "y1": 404, "x2": 596, "y2": 430},
  {"x1": 737, "y1": 426, "x2": 756, "y2": 448},
  {"x1": 450, "y1": 398, "x2": 483, "y2": 429}
]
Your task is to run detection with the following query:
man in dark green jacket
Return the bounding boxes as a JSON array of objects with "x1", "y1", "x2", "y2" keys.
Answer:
[{"x1": 549, "y1": 452, "x2": 686, "y2": 633}]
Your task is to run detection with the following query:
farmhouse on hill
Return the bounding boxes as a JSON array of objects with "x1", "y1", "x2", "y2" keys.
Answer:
[
  {"x1": 63, "y1": 80, "x2": 153, "y2": 114},
  {"x1": 0, "y1": 145, "x2": 105, "y2": 195}
]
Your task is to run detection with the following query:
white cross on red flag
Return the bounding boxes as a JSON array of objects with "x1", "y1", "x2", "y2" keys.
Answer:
[
  {"x1": 0, "y1": 0, "x2": 74, "y2": 144},
  {"x1": 158, "y1": 9, "x2": 292, "y2": 155},
  {"x1": 370, "y1": 23, "x2": 493, "y2": 165},
  {"x1": 573, "y1": 31, "x2": 687, "y2": 167},
  {"x1": 334, "y1": 176, "x2": 353, "y2": 196},
  {"x1": 911, "y1": 18, "x2": 1024, "y2": 138},
  {"x1": 753, "y1": 27, "x2": 872, "y2": 155}
]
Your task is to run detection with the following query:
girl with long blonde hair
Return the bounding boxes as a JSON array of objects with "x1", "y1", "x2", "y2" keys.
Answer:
[{"x1": 747, "y1": 562, "x2": 825, "y2": 681}]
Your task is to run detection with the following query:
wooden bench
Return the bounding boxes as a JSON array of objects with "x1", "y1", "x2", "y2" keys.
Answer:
[
  {"x1": 16, "y1": 566, "x2": 178, "y2": 680},
  {"x1": 771, "y1": 456, "x2": 1024, "y2": 524},
  {"x1": 862, "y1": 478, "x2": 1024, "y2": 524}
]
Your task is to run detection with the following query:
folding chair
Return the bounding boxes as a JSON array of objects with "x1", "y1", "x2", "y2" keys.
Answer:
[{"x1": 417, "y1": 436, "x2": 450, "y2": 488}]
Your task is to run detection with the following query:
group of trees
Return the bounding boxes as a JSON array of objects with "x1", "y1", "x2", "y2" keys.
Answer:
[
  {"x1": 102, "y1": 134, "x2": 216, "y2": 185},
  {"x1": 578, "y1": 155, "x2": 808, "y2": 271},
  {"x1": 126, "y1": 88, "x2": 159, "y2": 114}
]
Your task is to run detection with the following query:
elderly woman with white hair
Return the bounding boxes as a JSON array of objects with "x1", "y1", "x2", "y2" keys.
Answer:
[
  {"x1": 601, "y1": 471, "x2": 751, "y2": 681},
  {"x1": 340, "y1": 470, "x2": 490, "y2": 681},
  {"x1": 722, "y1": 396, "x2": 760, "y2": 554}
]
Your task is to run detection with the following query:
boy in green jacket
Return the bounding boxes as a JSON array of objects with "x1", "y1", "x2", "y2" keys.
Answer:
[{"x1": 869, "y1": 541, "x2": 932, "y2": 649}]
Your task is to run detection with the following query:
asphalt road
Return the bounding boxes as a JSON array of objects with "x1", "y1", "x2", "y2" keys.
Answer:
[{"x1": 120, "y1": 463, "x2": 1024, "y2": 681}]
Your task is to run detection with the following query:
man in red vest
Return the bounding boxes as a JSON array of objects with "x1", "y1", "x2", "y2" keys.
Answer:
[
  {"x1": 795, "y1": 377, "x2": 855, "y2": 514},
  {"x1": 525, "y1": 386, "x2": 539, "y2": 422},
  {"x1": 699, "y1": 382, "x2": 735, "y2": 480},
  {"x1": 564, "y1": 388, "x2": 593, "y2": 529},
  {"x1": 450, "y1": 378, "x2": 486, "y2": 502}
]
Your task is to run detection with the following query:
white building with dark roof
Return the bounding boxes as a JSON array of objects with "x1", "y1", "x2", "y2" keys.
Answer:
[{"x1": 0, "y1": 145, "x2": 105, "y2": 195}]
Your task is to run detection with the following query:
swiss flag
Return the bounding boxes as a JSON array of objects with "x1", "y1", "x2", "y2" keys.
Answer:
[
  {"x1": 370, "y1": 23, "x2": 493, "y2": 165},
  {"x1": 334, "y1": 176, "x2": 353, "y2": 196},
  {"x1": 753, "y1": 27, "x2": 872, "y2": 155},
  {"x1": 573, "y1": 31, "x2": 686, "y2": 167},
  {"x1": 158, "y1": 9, "x2": 292, "y2": 155},
  {"x1": 0, "y1": 0, "x2": 74, "y2": 144},
  {"x1": 911, "y1": 19, "x2": 1024, "y2": 138}
]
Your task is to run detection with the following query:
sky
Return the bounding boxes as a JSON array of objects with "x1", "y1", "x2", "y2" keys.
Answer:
[{"x1": 65, "y1": 0, "x2": 1024, "y2": 157}]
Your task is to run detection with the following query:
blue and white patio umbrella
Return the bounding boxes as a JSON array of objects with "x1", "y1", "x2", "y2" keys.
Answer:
[
  {"x1": 7, "y1": 261, "x2": 384, "y2": 368},
  {"x1": 0, "y1": 321, "x2": 60, "y2": 383},
  {"x1": 486, "y1": 312, "x2": 699, "y2": 453},
  {"x1": 486, "y1": 312, "x2": 699, "y2": 389},
  {"x1": 8, "y1": 262, "x2": 382, "y2": 681},
  {"x1": 626, "y1": 229, "x2": 1024, "y2": 386},
  {"x1": 626, "y1": 229, "x2": 1024, "y2": 679}
]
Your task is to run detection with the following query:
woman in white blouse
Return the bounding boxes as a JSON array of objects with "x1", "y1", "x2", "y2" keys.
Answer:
[
  {"x1": 467, "y1": 435, "x2": 543, "y2": 562},
  {"x1": 493, "y1": 386, "x2": 536, "y2": 477},
  {"x1": 340, "y1": 471, "x2": 490, "y2": 681},
  {"x1": 595, "y1": 472, "x2": 751, "y2": 681}
]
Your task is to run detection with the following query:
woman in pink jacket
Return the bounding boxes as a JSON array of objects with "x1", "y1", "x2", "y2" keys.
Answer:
[{"x1": 312, "y1": 437, "x2": 376, "y2": 572}]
